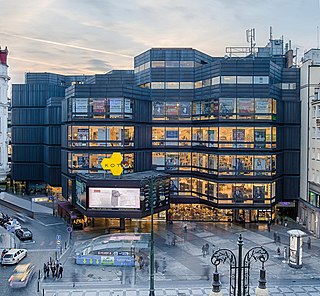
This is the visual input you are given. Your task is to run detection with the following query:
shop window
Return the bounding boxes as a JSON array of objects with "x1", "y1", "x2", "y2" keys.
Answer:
[
  {"x1": 165, "y1": 127, "x2": 179, "y2": 146},
  {"x1": 152, "y1": 152, "x2": 165, "y2": 168},
  {"x1": 179, "y1": 127, "x2": 191, "y2": 146},
  {"x1": 165, "y1": 153, "x2": 179, "y2": 170}
]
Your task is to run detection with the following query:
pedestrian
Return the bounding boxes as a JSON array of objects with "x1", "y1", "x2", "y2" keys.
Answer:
[
  {"x1": 172, "y1": 235, "x2": 177, "y2": 246},
  {"x1": 273, "y1": 232, "x2": 277, "y2": 243},
  {"x1": 280, "y1": 217, "x2": 283, "y2": 225},
  {"x1": 183, "y1": 222, "x2": 188, "y2": 232},
  {"x1": 55, "y1": 261, "x2": 60, "y2": 277},
  {"x1": 138, "y1": 256, "x2": 144, "y2": 270},
  {"x1": 283, "y1": 246, "x2": 287, "y2": 260},
  {"x1": 205, "y1": 243, "x2": 209, "y2": 255},
  {"x1": 202, "y1": 245, "x2": 206, "y2": 257},
  {"x1": 307, "y1": 237, "x2": 311, "y2": 249},
  {"x1": 46, "y1": 262, "x2": 50, "y2": 278},
  {"x1": 58, "y1": 264, "x2": 63, "y2": 278},
  {"x1": 277, "y1": 247, "x2": 281, "y2": 257},
  {"x1": 134, "y1": 225, "x2": 139, "y2": 234},
  {"x1": 284, "y1": 217, "x2": 288, "y2": 227},
  {"x1": 51, "y1": 265, "x2": 56, "y2": 278},
  {"x1": 168, "y1": 214, "x2": 173, "y2": 224},
  {"x1": 267, "y1": 220, "x2": 271, "y2": 232},
  {"x1": 155, "y1": 259, "x2": 159, "y2": 273},
  {"x1": 277, "y1": 234, "x2": 281, "y2": 245},
  {"x1": 202, "y1": 264, "x2": 210, "y2": 280},
  {"x1": 161, "y1": 257, "x2": 167, "y2": 274},
  {"x1": 212, "y1": 244, "x2": 216, "y2": 255},
  {"x1": 43, "y1": 263, "x2": 47, "y2": 279},
  {"x1": 144, "y1": 257, "x2": 149, "y2": 271}
]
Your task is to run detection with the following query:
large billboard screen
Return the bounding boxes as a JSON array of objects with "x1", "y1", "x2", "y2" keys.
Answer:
[{"x1": 89, "y1": 188, "x2": 140, "y2": 209}]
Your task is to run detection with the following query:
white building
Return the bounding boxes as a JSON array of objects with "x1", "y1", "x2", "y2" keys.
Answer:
[
  {"x1": 299, "y1": 48, "x2": 320, "y2": 237},
  {"x1": 0, "y1": 47, "x2": 10, "y2": 182}
]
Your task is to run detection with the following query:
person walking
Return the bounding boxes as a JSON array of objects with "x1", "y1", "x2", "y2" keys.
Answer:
[
  {"x1": 273, "y1": 232, "x2": 277, "y2": 243},
  {"x1": 202, "y1": 245, "x2": 206, "y2": 257},
  {"x1": 307, "y1": 237, "x2": 311, "y2": 249},
  {"x1": 46, "y1": 262, "x2": 50, "y2": 278},
  {"x1": 161, "y1": 257, "x2": 167, "y2": 274},
  {"x1": 267, "y1": 219, "x2": 271, "y2": 232},
  {"x1": 277, "y1": 247, "x2": 281, "y2": 257},
  {"x1": 51, "y1": 264, "x2": 56, "y2": 278},
  {"x1": 43, "y1": 263, "x2": 47, "y2": 279},
  {"x1": 205, "y1": 243, "x2": 210, "y2": 255},
  {"x1": 277, "y1": 234, "x2": 281, "y2": 245},
  {"x1": 58, "y1": 264, "x2": 63, "y2": 278},
  {"x1": 155, "y1": 259, "x2": 159, "y2": 273}
]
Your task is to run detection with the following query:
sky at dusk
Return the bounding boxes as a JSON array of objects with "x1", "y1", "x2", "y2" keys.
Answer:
[{"x1": 1, "y1": 0, "x2": 320, "y2": 85}]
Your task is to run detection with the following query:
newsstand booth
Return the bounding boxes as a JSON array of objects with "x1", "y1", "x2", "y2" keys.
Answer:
[{"x1": 72, "y1": 171, "x2": 170, "y2": 222}]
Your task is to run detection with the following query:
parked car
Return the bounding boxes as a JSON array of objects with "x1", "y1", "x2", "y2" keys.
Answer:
[
  {"x1": 8, "y1": 263, "x2": 35, "y2": 288},
  {"x1": 4, "y1": 220, "x2": 22, "y2": 232},
  {"x1": 2, "y1": 249, "x2": 27, "y2": 265},
  {"x1": 15, "y1": 228, "x2": 33, "y2": 241},
  {"x1": 1, "y1": 248, "x2": 9, "y2": 263}
]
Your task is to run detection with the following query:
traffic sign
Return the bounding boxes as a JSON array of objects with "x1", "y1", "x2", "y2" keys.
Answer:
[
  {"x1": 56, "y1": 240, "x2": 61, "y2": 245},
  {"x1": 56, "y1": 234, "x2": 61, "y2": 241},
  {"x1": 66, "y1": 227, "x2": 72, "y2": 233}
]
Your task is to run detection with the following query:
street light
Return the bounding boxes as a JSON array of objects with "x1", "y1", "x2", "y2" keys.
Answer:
[
  {"x1": 140, "y1": 175, "x2": 165, "y2": 296},
  {"x1": 210, "y1": 234, "x2": 269, "y2": 296}
]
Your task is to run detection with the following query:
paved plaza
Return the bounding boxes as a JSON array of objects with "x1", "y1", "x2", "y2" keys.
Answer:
[{"x1": 37, "y1": 218, "x2": 320, "y2": 296}]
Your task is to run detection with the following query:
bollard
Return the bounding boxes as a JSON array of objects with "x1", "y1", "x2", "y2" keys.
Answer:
[
  {"x1": 38, "y1": 269, "x2": 41, "y2": 280},
  {"x1": 65, "y1": 241, "x2": 67, "y2": 249},
  {"x1": 43, "y1": 288, "x2": 45, "y2": 296},
  {"x1": 37, "y1": 280, "x2": 40, "y2": 292}
]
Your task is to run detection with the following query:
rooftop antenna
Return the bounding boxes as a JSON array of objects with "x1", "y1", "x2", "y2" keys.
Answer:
[
  {"x1": 269, "y1": 26, "x2": 273, "y2": 40},
  {"x1": 246, "y1": 28, "x2": 256, "y2": 58}
]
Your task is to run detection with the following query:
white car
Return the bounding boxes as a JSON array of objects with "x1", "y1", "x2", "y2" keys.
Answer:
[
  {"x1": 2, "y1": 249, "x2": 27, "y2": 265},
  {"x1": 4, "y1": 220, "x2": 22, "y2": 232}
]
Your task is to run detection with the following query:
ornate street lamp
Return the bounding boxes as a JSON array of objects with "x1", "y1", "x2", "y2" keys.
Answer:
[
  {"x1": 140, "y1": 175, "x2": 165, "y2": 296},
  {"x1": 210, "y1": 234, "x2": 269, "y2": 296}
]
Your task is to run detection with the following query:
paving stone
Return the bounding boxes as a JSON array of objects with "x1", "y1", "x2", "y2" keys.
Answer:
[{"x1": 164, "y1": 289, "x2": 177, "y2": 295}]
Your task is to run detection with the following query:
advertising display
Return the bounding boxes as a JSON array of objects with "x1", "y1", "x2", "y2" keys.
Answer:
[
  {"x1": 220, "y1": 98, "x2": 235, "y2": 114},
  {"x1": 75, "y1": 98, "x2": 88, "y2": 113},
  {"x1": 253, "y1": 185, "x2": 265, "y2": 201},
  {"x1": 78, "y1": 129, "x2": 89, "y2": 141},
  {"x1": 76, "y1": 179, "x2": 87, "y2": 209},
  {"x1": 124, "y1": 99, "x2": 132, "y2": 113},
  {"x1": 153, "y1": 101, "x2": 165, "y2": 116},
  {"x1": 166, "y1": 102, "x2": 179, "y2": 116},
  {"x1": 256, "y1": 98, "x2": 270, "y2": 113},
  {"x1": 238, "y1": 98, "x2": 254, "y2": 113},
  {"x1": 179, "y1": 102, "x2": 191, "y2": 116},
  {"x1": 233, "y1": 129, "x2": 245, "y2": 147},
  {"x1": 88, "y1": 188, "x2": 141, "y2": 209},
  {"x1": 76, "y1": 254, "x2": 135, "y2": 266},
  {"x1": 109, "y1": 98, "x2": 122, "y2": 113},
  {"x1": 92, "y1": 99, "x2": 105, "y2": 113},
  {"x1": 255, "y1": 129, "x2": 266, "y2": 148}
]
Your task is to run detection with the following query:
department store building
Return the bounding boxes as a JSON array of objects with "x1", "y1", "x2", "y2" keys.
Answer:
[{"x1": 11, "y1": 37, "x2": 300, "y2": 224}]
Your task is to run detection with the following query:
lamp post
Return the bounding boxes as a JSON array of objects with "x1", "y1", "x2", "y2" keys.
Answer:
[
  {"x1": 140, "y1": 175, "x2": 165, "y2": 296},
  {"x1": 210, "y1": 234, "x2": 269, "y2": 296}
]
